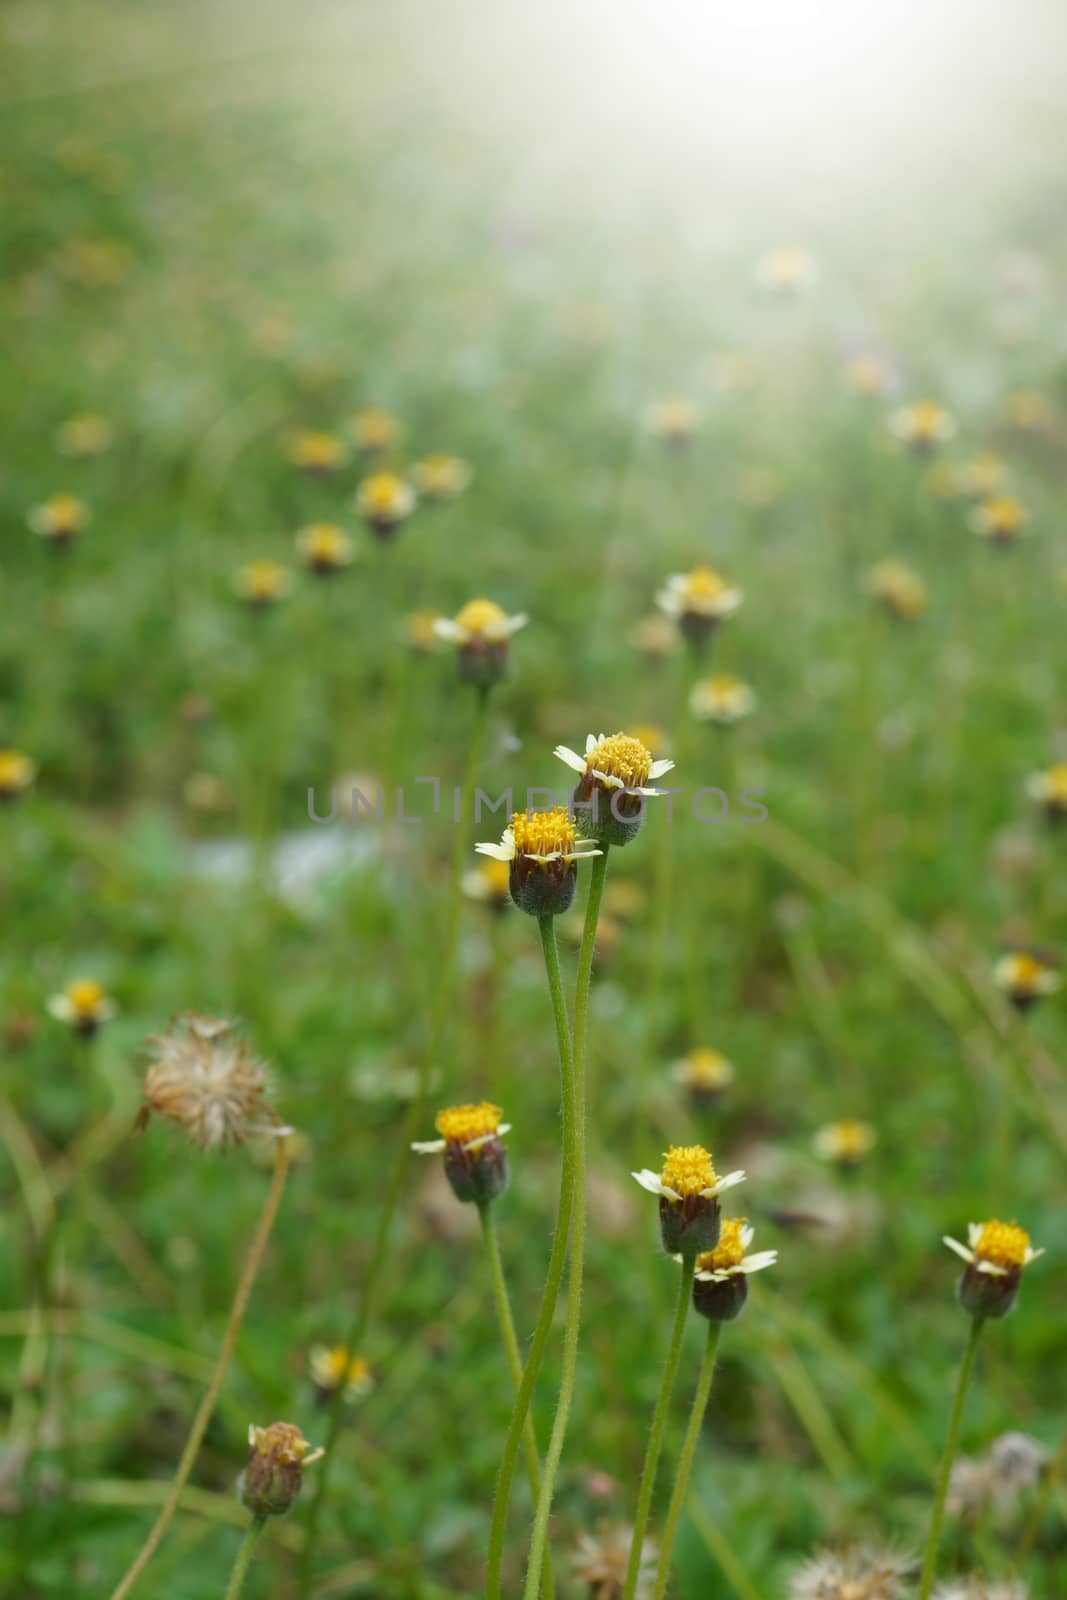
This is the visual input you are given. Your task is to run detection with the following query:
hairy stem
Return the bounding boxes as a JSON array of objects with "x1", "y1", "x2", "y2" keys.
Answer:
[
  {"x1": 918, "y1": 1317, "x2": 984, "y2": 1600},
  {"x1": 651, "y1": 1321, "x2": 722, "y2": 1600},
  {"x1": 224, "y1": 1515, "x2": 266, "y2": 1600},
  {"x1": 622, "y1": 1246, "x2": 696, "y2": 1600},
  {"x1": 485, "y1": 915, "x2": 575, "y2": 1600}
]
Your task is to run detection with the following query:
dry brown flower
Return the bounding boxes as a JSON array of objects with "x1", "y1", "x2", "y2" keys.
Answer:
[{"x1": 139, "y1": 1014, "x2": 280, "y2": 1150}]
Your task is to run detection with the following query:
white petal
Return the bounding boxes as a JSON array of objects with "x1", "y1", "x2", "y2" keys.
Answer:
[
  {"x1": 503, "y1": 612, "x2": 528, "y2": 637},
  {"x1": 707, "y1": 1169, "x2": 746, "y2": 1196},
  {"x1": 739, "y1": 1250, "x2": 778, "y2": 1274},
  {"x1": 585, "y1": 733, "x2": 600, "y2": 753},
  {"x1": 966, "y1": 1222, "x2": 982, "y2": 1248},
  {"x1": 433, "y1": 619, "x2": 468, "y2": 643},
  {"x1": 589, "y1": 767, "x2": 625, "y2": 790},
  {"x1": 410, "y1": 1139, "x2": 446, "y2": 1154},
  {"x1": 632, "y1": 1169, "x2": 666, "y2": 1196},
  {"x1": 1025, "y1": 1247, "x2": 1046, "y2": 1263},
  {"x1": 739, "y1": 1223, "x2": 755, "y2": 1250},
  {"x1": 475, "y1": 832, "x2": 516, "y2": 861},
  {"x1": 976, "y1": 1260, "x2": 1008, "y2": 1277},
  {"x1": 943, "y1": 1235, "x2": 975, "y2": 1264},
  {"x1": 554, "y1": 745, "x2": 588, "y2": 775},
  {"x1": 648, "y1": 758, "x2": 675, "y2": 779},
  {"x1": 48, "y1": 997, "x2": 75, "y2": 1022}
]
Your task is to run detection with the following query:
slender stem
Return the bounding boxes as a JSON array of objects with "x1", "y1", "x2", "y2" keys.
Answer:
[
  {"x1": 643, "y1": 657, "x2": 692, "y2": 1069},
  {"x1": 917, "y1": 1317, "x2": 985, "y2": 1600},
  {"x1": 110, "y1": 1137, "x2": 290, "y2": 1600},
  {"x1": 522, "y1": 849, "x2": 609, "y2": 1600},
  {"x1": 485, "y1": 917, "x2": 575, "y2": 1600},
  {"x1": 621, "y1": 1248, "x2": 696, "y2": 1600},
  {"x1": 651, "y1": 1322, "x2": 722, "y2": 1600},
  {"x1": 478, "y1": 1205, "x2": 555, "y2": 1600},
  {"x1": 299, "y1": 686, "x2": 490, "y2": 1594},
  {"x1": 224, "y1": 1516, "x2": 266, "y2": 1600}
]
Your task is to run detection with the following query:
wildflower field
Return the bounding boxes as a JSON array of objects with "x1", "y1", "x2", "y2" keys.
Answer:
[{"x1": 2, "y1": 4, "x2": 1065, "y2": 1597}]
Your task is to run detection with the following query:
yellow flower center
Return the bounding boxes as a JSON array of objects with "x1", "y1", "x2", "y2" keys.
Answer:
[
  {"x1": 42, "y1": 494, "x2": 87, "y2": 530},
  {"x1": 682, "y1": 1049, "x2": 731, "y2": 1088},
  {"x1": 362, "y1": 474, "x2": 406, "y2": 510},
  {"x1": 1042, "y1": 765, "x2": 1067, "y2": 802},
  {"x1": 239, "y1": 561, "x2": 289, "y2": 599},
  {"x1": 909, "y1": 401, "x2": 947, "y2": 437},
  {"x1": 982, "y1": 495, "x2": 1025, "y2": 531},
  {"x1": 454, "y1": 598, "x2": 508, "y2": 637},
  {"x1": 824, "y1": 1120, "x2": 875, "y2": 1160},
  {"x1": 511, "y1": 806, "x2": 578, "y2": 858},
  {"x1": 291, "y1": 431, "x2": 343, "y2": 467},
  {"x1": 974, "y1": 1219, "x2": 1030, "y2": 1270},
  {"x1": 435, "y1": 1101, "x2": 504, "y2": 1145},
  {"x1": 682, "y1": 567, "x2": 728, "y2": 603},
  {"x1": 696, "y1": 1216, "x2": 747, "y2": 1273},
  {"x1": 249, "y1": 1422, "x2": 314, "y2": 1464},
  {"x1": 587, "y1": 733, "x2": 655, "y2": 788},
  {"x1": 660, "y1": 1144, "x2": 716, "y2": 1198},
  {"x1": 313, "y1": 1347, "x2": 371, "y2": 1389},
  {"x1": 301, "y1": 524, "x2": 349, "y2": 563},
  {"x1": 67, "y1": 979, "x2": 107, "y2": 1016},
  {"x1": 1006, "y1": 952, "x2": 1045, "y2": 990},
  {"x1": 0, "y1": 751, "x2": 34, "y2": 790}
]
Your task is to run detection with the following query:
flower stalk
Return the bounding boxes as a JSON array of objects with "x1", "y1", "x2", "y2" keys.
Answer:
[
  {"x1": 917, "y1": 1316, "x2": 985, "y2": 1600},
  {"x1": 650, "y1": 1322, "x2": 722, "y2": 1600},
  {"x1": 110, "y1": 1135, "x2": 290, "y2": 1600},
  {"x1": 621, "y1": 1243, "x2": 696, "y2": 1600},
  {"x1": 224, "y1": 1515, "x2": 266, "y2": 1600}
]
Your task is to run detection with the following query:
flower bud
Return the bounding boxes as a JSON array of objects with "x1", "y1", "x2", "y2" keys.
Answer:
[
  {"x1": 692, "y1": 1271, "x2": 748, "y2": 1323},
  {"x1": 957, "y1": 1262, "x2": 1020, "y2": 1320},
  {"x1": 413, "y1": 1102, "x2": 511, "y2": 1205}
]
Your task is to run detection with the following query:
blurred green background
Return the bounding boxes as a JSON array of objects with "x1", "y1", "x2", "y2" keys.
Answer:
[{"x1": 1, "y1": 1, "x2": 1065, "y2": 1595}]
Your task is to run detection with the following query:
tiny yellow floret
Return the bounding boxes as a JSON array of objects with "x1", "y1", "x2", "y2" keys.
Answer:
[
  {"x1": 973, "y1": 1220, "x2": 1031, "y2": 1270},
  {"x1": 660, "y1": 1144, "x2": 716, "y2": 1198},
  {"x1": 435, "y1": 1101, "x2": 503, "y2": 1146},
  {"x1": 697, "y1": 1216, "x2": 747, "y2": 1273},
  {"x1": 587, "y1": 734, "x2": 654, "y2": 789},
  {"x1": 66, "y1": 979, "x2": 108, "y2": 1018},
  {"x1": 454, "y1": 598, "x2": 508, "y2": 637},
  {"x1": 511, "y1": 807, "x2": 578, "y2": 859}
]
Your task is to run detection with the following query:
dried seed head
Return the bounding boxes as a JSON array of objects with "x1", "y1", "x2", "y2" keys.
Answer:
[
  {"x1": 572, "y1": 1522, "x2": 656, "y2": 1599},
  {"x1": 140, "y1": 1014, "x2": 279, "y2": 1151},
  {"x1": 239, "y1": 1421, "x2": 322, "y2": 1518},
  {"x1": 789, "y1": 1545, "x2": 915, "y2": 1600}
]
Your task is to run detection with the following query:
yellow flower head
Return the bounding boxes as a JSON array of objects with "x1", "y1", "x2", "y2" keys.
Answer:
[
  {"x1": 970, "y1": 495, "x2": 1028, "y2": 542},
  {"x1": 296, "y1": 522, "x2": 353, "y2": 573},
  {"x1": 435, "y1": 1101, "x2": 504, "y2": 1147},
  {"x1": 657, "y1": 567, "x2": 743, "y2": 638},
  {"x1": 889, "y1": 399, "x2": 956, "y2": 452},
  {"x1": 351, "y1": 408, "x2": 400, "y2": 452},
  {"x1": 673, "y1": 1048, "x2": 734, "y2": 1094},
  {"x1": 994, "y1": 950, "x2": 1061, "y2": 1004},
  {"x1": 56, "y1": 414, "x2": 113, "y2": 457},
  {"x1": 649, "y1": 398, "x2": 697, "y2": 444},
  {"x1": 48, "y1": 978, "x2": 116, "y2": 1034},
  {"x1": 511, "y1": 807, "x2": 579, "y2": 862},
  {"x1": 29, "y1": 493, "x2": 89, "y2": 541},
  {"x1": 697, "y1": 1216, "x2": 748, "y2": 1274},
  {"x1": 355, "y1": 472, "x2": 416, "y2": 532},
  {"x1": 456, "y1": 599, "x2": 510, "y2": 639},
  {"x1": 973, "y1": 1220, "x2": 1031, "y2": 1272},
  {"x1": 866, "y1": 560, "x2": 928, "y2": 620},
  {"x1": 689, "y1": 675, "x2": 757, "y2": 723},
  {"x1": 1027, "y1": 763, "x2": 1067, "y2": 816},
  {"x1": 285, "y1": 429, "x2": 347, "y2": 473},
  {"x1": 0, "y1": 749, "x2": 36, "y2": 799},
  {"x1": 412, "y1": 454, "x2": 472, "y2": 499},
  {"x1": 756, "y1": 246, "x2": 819, "y2": 293},
  {"x1": 309, "y1": 1346, "x2": 373, "y2": 1398},
  {"x1": 585, "y1": 733, "x2": 655, "y2": 791},
  {"x1": 814, "y1": 1119, "x2": 877, "y2": 1164},
  {"x1": 660, "y1": 1144, "x2": 717, "y2": 1199},
  {"x1": 234, "y1": 560, "x2": 293, "y2": 607}
]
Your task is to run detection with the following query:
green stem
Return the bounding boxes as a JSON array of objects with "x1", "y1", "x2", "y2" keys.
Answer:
[
  {"x1": 917, "y1": 1317, "x2": 985, "y2": 1600},
  {"x1": 224, "y1": 1516, "x2": 266, "y2": 1600},
  {"x1": 643, "y1": 663, "x2": 691, "y2": 1069},
  {"x1": 298, "y1": 687, "x2": 490, "y2": 1596},
  {"x1": 522, "y1": 849, "x2": 608, "y2": 1600},
  {"x1": 110, "y1": 1139, "x2": 290, "y2": 1600},
  {"x1": 622, "y1": 1247, "x2": 696, "y2": 1600},
  {"x1": 478, "y1": 1206, "x2": 554, "y2": 1600},
  {"x1": 485, "y1": 916, "x2": 575, "y2": 1600},
  {"x1": 651, "y1": 1322, "x2": 722, "y2": 1600}
]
